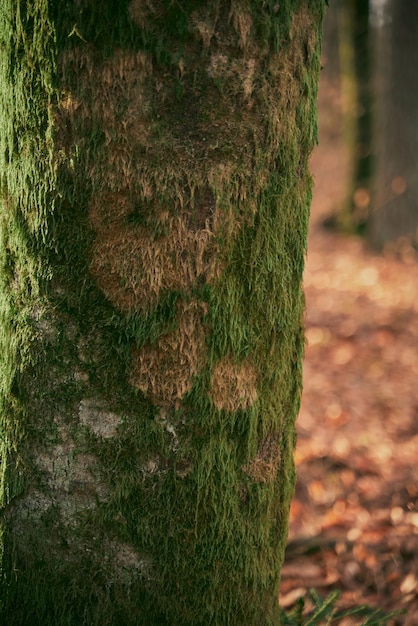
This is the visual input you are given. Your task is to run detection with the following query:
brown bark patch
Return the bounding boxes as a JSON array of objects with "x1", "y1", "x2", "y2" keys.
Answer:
[
  {"x1": 130, "y1": 300, "x2": 207, "y2": 407},
  {"x1": 242, "y1": 433, "x2": 281, "y2": 484},
  {"x1": 210, "y1": 356, "x2": 258, "y2": 412}
]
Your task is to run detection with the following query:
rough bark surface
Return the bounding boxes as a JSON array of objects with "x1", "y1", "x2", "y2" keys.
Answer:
[{"x1": 0, "y1": 1, "x2": 325, "y2": 624}]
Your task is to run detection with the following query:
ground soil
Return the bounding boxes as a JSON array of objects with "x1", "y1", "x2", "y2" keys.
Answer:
[{"x1": 280, "y1": 78, "x2": 418, "y2": 624}]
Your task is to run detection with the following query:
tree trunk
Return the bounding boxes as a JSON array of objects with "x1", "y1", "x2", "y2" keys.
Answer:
[
  {"x1": 324, "y1": 0, "x2": 372, "y2": 233},
  {"x1": 321, "y1": 0, "x2": 342, "y2": 87},
  {"x1": 0, "y1": 1, "x2": 325, "y2": 624},
  {"x1": 369, "y1": 0, "x2": 418, "y2": 250},
  {"x1": 345, "y1": 0, "x2": 372, "y2": 234}
]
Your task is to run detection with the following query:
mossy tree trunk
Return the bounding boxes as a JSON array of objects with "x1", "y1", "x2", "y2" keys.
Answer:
[{"x1": 0, "y1": 1, "x2": 325, "y2": 624}]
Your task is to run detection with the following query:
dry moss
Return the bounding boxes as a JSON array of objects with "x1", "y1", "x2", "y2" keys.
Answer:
[
  {"x1": 190, "y1": 8, "x2": 218, "y2": 49},
  {"x1": 210, "y1": 356, "x2": 258, "y2": 412},
  {"x1": 242, "y1": 433, "x2": 281, "y2": 484},
  {"x1": 130, "y1": 299, "x2": 207, "y2": 408},
  {"x1": 229, "y1": 0, "x2": 253, "y2": 49},
  {"x1": 90, "y1": 199, "x2": 219, "y2": 313}
]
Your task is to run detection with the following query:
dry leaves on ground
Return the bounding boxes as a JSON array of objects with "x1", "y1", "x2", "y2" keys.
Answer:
[{"x1": 280, "y1": 79, "x2": 418, "y2": 625}]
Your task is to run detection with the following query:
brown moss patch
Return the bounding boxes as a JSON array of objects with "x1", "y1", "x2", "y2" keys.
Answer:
[
  {"x1": 210, "y1": 356, "x2": 257, "y2": 412},
  {"x1": 242, "y1": 433, "x2": 281, "y2": 484},
  {"x1": 191, "y1": 8, "x2": 218, "y2": 49},
  {"x1": 127, "y1": 0, "x2": 149, "y2": 28},
  {"x1": 58, "y1": 46, "x2": 152, "y2": 154},
  {"x1": 89, "y1": 193, "x2": 219, "y2": 313},
  {"x1": 56, "y1": 33, "x2": 265, "y2": 320},
  {"x1": 228, "y1": 1, "x2": 253, "y2": 50},
  {"x1": 130, "y1": 300, "x2": 207, "y2": 407}
]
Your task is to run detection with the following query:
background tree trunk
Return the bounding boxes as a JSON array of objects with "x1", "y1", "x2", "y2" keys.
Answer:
[
  {"x1": 0, "y1": 1, "x2": 325, "y2": 624},
  {"x1": 320, "y1": 0, "x2": 343, "y2": 87},
  {"x1": 369, "y1": 0, "x2": 418, "y2": 250},
  {"x1": 322, "y1": 0, "x2": 372, "y2": 233},
  {"x1": 344, "y1": 0, "x2": 372, "y2": 234}
]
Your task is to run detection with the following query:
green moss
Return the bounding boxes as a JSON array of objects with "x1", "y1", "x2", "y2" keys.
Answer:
[{"x1": 1, "y1": 1, "x2": 326, "y2": 624}]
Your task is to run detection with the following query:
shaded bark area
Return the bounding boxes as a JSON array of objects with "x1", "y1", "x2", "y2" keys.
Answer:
[{"x1": 0, "y1": 1, "x2": 325, "y2": 624}]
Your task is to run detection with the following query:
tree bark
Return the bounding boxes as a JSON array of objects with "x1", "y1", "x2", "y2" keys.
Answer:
[
  {"x1": 0, "y1": 1, "x2": 325, "y2": 624},
  {"x1": 369, "y1": 0, "x2": 418, "y2": 250},
  {"x1": 344, "y1": 0, "x2": 372, "y2": 234},
  {"x1": 323, "y1": 0, "x2": 372, "y2": 234}
]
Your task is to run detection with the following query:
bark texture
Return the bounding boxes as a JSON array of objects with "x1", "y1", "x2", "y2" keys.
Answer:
[{"x1": 0, "y1": 1, "x2": 325, "y2": 624}]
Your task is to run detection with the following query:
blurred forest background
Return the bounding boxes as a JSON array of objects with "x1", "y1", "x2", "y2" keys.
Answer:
[{"x1": 280, "y1": 0, "x2": 418, "y2": 623}]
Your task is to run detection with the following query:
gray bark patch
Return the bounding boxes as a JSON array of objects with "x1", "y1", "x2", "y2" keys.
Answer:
[{"x1": 79, "y1": 398, "x2": 123, "y2": 438}]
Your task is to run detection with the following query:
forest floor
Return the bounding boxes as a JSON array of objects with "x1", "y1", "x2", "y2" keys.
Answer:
[{"x1": 280, "y1": 79, "x2": 418, "y2": 624}]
